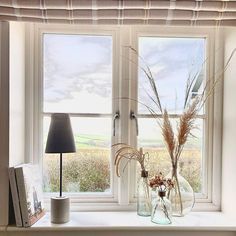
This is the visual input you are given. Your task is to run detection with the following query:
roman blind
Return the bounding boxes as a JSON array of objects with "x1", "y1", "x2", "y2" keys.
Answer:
[{"x1": 1, "y1": 0, "x2": 236, "y2": 26}]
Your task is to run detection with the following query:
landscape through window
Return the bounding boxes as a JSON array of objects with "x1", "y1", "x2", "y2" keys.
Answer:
[
  {"x1": 138, "y1": 37, "x2": 205, "y2": 193},
  {"x1": 42, "y1": 33, "x2": 206, "y2": 195},
  {"x1": 43, "y1": 33, "x2": 112, "y2": 193}
]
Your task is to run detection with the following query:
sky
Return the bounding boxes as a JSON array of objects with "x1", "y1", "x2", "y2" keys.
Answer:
[
  {"x1": 138, "y1": 37, "x2": 205, "y2": 114},
  {"x1": 43, "y1": 34, "x2": 112, "y2": 114},
  {"x1": 43, "y1": 34, "x2": 205, "y2": 143}
]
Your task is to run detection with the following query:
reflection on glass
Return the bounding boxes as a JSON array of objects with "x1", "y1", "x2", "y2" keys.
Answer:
[
  {"x1": 138, "y1": 37, "x2": 205, "y2": 114},
  {"x1": 43, "y1": 117, "x2": 111, "y2": 193},
  {"x1": 43, "y1": 34, "x2": 112, "y2": 113},
  {"x1": 137, "y1": 118, "x2": 203, "y2": 193}
]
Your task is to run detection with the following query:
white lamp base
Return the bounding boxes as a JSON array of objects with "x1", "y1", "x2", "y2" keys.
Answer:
[{"x1": 51, "y1": 196, "x2": 70, "y2": 223}]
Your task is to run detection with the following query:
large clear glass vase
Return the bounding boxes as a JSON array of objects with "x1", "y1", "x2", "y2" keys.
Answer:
[
  {"x1": 166, "y1": 169, "x2": 195, "y2": 216},
  {"x1": 137, "y1": 171, "x2": 151, "y2": 216}
]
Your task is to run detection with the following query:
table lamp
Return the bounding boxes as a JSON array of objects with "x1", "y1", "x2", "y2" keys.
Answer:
[{"x1": 45, "y1": 113, "x2": 76, "y2": 223}]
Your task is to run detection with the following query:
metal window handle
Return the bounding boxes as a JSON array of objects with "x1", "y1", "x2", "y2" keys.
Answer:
[
  {"x1": 130, "y1": 111, "x2": 139, "y2": 136},
  {"x1": 113, "y1": 111, "x2": 120, "y2": 136}
]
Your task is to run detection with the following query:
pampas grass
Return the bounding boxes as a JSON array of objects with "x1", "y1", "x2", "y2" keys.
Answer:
[{"x1": 128, "y1": 46, "x2": 236, "y2": 168}]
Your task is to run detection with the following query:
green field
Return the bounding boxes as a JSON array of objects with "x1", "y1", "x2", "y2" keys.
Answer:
[
  {"x1": 74, "y1": 134, "x2": 110, "y2": 148},
  {"x1": 43, "y1": 134, "x2": 202, "y2": 193}
]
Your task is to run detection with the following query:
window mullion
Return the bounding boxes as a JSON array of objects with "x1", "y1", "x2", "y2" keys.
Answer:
[
  {"x1": 129, "y1": 27, "x2": 139, "y2": 202},
  {"x1": 116, "y1": 27, "x2": 132, "y2": 205}
]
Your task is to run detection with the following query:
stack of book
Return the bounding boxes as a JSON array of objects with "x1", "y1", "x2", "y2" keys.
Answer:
[{"x1": 9, "y1": 164, "x2": 45, "y2": 227}]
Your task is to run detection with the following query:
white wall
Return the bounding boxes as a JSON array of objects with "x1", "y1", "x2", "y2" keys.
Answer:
[
  {"x1": 0, "y1": 21, "x2": 236, "y2": 232},
  {"x1": 222, "y1": 27, "x2": 236, "y2": 216},
  {"x1": 9, "y1": 22, "x2": 25, "y2": 166},
  {"x1": 0, "y1": 21, "x2": 26, "y2": 226}
]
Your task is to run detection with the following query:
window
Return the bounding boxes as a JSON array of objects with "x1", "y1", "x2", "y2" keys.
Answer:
[
  {"x1": 42, "y1": 33, "x2": 113, "y2": 194},
  {"x1": 137, "y1": 37, "x2": 205, "y2": 194},
  {"x1": 29, "y1": 25, "x2": 221, "y2": 210}
]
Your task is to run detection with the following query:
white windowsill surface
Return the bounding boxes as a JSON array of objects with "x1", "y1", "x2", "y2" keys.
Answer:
[{"x1": 6, "y1": 211, "x2": 236, "y2": 231}]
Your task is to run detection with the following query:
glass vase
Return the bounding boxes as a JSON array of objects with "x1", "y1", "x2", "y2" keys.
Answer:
[
  {"x1": 137, "y1": 170, "x2": 151, "y2": 216},
  {"x1": 151, "y1": 191, "x2": 172, "y2": 225},
  {"x1": 166, "y1": 168, "x2": 194, "y2": 217}
]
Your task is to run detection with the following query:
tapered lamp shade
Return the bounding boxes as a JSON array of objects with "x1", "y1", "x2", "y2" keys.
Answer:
[{"x1": 45, "y1": 113, "x2": 76, "y2": 153}]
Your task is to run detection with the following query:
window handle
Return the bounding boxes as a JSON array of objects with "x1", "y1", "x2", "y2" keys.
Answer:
[
  {"x1": 130, "y1": 111, "x2": 139, "y2": 136},
  {"x1": 113, "y1": 111, "x2": 120, "y2": 136}
]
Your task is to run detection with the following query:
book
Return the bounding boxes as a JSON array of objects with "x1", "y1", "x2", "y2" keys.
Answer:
[
  {"x1": 15, "y1": 164, "x2": 45, "y2": 227},
  {"x1": 8, "y1": 167, "x2": 22, "y2": 227}
]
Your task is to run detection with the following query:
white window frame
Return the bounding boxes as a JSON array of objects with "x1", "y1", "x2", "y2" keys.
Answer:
[
  {"x1": 128, "y1": 26, "x2": 222, "y2": 211},
  {"x1": 25, "y1": 24, "x2": 123, "y2": 211},
  {"x1": 25, "y1": 23, "x2": 222, "y2": 211}
]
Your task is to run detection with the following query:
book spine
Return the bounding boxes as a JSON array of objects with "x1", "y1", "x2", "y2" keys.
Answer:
[
  {"x1": 15, "y1": 167, "x2": 30, "y2": 227},
  {"x1": 8, "y1": 167, "x2": 22, "y2": 227}
]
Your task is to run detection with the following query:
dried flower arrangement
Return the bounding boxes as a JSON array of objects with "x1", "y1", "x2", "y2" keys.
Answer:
[
  {"x1": 149, "y1": 172, "x2": 174, "y2": 192},
  {"x1": 113, "y1": 143, "x2": 152, "y2": 216},
  {"x1": 127, "y1": 46, "x2": 236, "y2": 215},
  {"x1": 112, "y1": 46, "x2": 236, "y2": 216},
  {"x1": 149, "y1": 173, "x2": 174, "y2": 223}
]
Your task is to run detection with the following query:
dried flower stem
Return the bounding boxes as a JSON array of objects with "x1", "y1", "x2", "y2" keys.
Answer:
[{"x1": 113, "y1": 143, "x2": 147, "y2": 177}]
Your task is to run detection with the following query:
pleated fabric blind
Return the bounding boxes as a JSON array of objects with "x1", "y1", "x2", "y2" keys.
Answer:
[{"x1": 1, "y1": 0, "x2": 236, "y2": 26}]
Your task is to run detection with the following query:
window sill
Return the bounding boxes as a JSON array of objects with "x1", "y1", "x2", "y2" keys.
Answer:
[
  {"x1": 42, "y1": 201, "x2": 220, "y2": 212},
  {"x1": 6, "y1": 211, "x2": 236, "y2": 232}
]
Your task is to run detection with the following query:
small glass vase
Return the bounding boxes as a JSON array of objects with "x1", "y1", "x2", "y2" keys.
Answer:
[
  {"x1": 137, "y1": 170, "x2": 151, "y2": 216},
  {"x1": 166, "y1": 168, "x2": 194, "y2": 217},
  {"x1": 151, "y1": 191, "x2": 172, "y2": 225}
]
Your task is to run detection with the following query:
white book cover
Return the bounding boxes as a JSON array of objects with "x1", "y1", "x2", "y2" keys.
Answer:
[
  {"x1": 8, "y1": 167, "x2": 22, "y2": 227},
  {"x1": 15, "y1": 164, "x2": 45, "y2": 227}
]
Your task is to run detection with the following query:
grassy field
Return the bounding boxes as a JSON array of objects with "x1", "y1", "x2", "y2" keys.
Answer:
[
  {"x1": 43, "y1": 146, "x2": 202, "y2": 193},
  {"x1": 43, "y1": 148, "x2": 111, "y2": 192}
]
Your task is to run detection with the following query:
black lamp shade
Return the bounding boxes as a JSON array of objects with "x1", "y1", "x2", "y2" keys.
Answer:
[{"x1": 45, "y1": 113, "x2": 76, "y2": 153}]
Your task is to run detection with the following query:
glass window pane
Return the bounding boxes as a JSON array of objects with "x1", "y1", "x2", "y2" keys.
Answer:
[
  {"x1": 43, "y1": 34, "x2": 112, "y2": 114},
  {"x1": 137, "y1": 118, "x2": 203, "y2": 193},
  {"x1": 138, "y1": 37, "x2": 205, "y2": 114},
  {"x1": 43, "y1": 117, "x2": 111, "y2": 193}
]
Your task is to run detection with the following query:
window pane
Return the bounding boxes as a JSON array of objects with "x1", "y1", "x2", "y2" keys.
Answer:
[
  {"x1": 137, "y1": 37, "x2": 206, "y2": 195},
  {"x1": 43, "y1": 117, "x2": 111, "y2": 193},
  {"x1": 138, "y1": 37, "x2": 205, "y2": 114},
  {"x1": 137, "y1": 118, "x2": 203, "y2": 193},
  {"x1": 43, "y1": 34, "x2": 112, "y2": 113}
]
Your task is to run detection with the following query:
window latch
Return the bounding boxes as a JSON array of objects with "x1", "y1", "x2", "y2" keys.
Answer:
[
  {"x1": 113, "y1": 111, "x2": 120, "y2": 136},
  {"x1": 130, "y1": 111, "x2": 139, "y2": 136}
]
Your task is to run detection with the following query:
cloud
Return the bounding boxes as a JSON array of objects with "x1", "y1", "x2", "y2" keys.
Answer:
[
  {"x1": 138, "y1": 37, "x2": 205, "y2": 113},
  {"x1": 43, "y1": 34, "x2": 112, "y2": 109}
]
